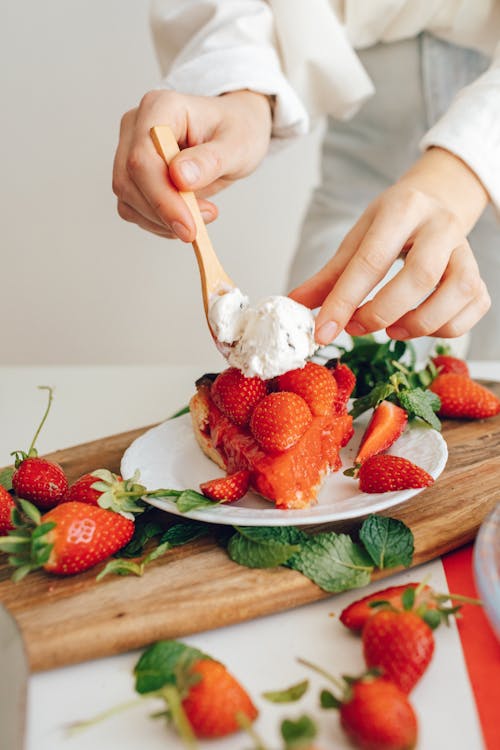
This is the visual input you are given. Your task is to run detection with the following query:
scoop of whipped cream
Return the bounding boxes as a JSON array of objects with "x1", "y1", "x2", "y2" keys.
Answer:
[{"x1": 208, "y1": 288, "x2": 318, "y2": 379}]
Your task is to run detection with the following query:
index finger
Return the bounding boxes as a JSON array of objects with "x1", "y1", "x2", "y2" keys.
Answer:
[{"x1": 314, "y1": 206, "x2": 420, "y2": 344}]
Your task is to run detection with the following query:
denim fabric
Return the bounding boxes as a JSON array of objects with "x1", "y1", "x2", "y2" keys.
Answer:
[{"x1": 288, "y1": 33, "x2": 499, "y2": 359}]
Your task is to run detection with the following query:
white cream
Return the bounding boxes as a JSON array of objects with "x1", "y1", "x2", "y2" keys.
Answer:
[{"x1": 209, "y1": 289, "x2": 318, "y2": 379}]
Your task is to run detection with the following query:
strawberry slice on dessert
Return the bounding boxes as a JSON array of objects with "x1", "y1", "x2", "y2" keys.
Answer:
[
  {"x1": 355, "y1": 400, "x2": 408, "y2": 464},
  {"x1": 200, "y1": 470, "x2": 251, "y2": 502}
]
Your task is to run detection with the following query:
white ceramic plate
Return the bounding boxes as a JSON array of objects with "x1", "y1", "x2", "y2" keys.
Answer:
[{"x1": 121, "y1": 410, "x2": 448, "y2": 526}]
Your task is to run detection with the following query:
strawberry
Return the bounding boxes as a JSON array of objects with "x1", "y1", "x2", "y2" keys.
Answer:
[
  {"x1": 64, "y1": 472, "x2": 108, "y2": 505},
  {"x1": 182, "y1": 658, "x2": 258, "y2": 738},
  {"x1": 356, "y1": 401, "x2": 408, "y2": 464},
  {"x1": 250, "y1": 392, "x2": 312, "y2": 453},
  {"x1": 0, "y1": 486, "x2": 16, "y2": 534},
  {"x1": 278, "y1": 362, "x2": 337, "y2": 416},
  {"x1": 0, "y1": 500, "x2": 134, "y2": 578},
  {"x1": 362, "y1": 609, "x2": 435, "y2": 694},
  {"x1": 12, "y1": 457, "x2": 68, "y2": 509},
  {"x1": 211, "y1": 368, "x2": 268, "y2": 426},
  {"x1": 200, "y1": 470, "x2": 250, "y2": 502},
  {"x1": 60, "y1": 469, "x2": 144, "y2": 521},
  {"x1": 339, "y1": 675, "x2": 418, "y2": 750},
  {"x1": 10, "y1": 385, "x2": 68, "y2": 509},
  {"x1": 357, "y1": 455, "x2": 434, "y2": 493},
  {"x1": 431, "y1": 354, "x2": 469, "y2": 377},
  {"x1": 326, "y1": 361, "x2": 356, "y2": 414},
  {"x1": 340, "y1": 583, "x2": 435, "y2": 633},
  {"x1": 430, "y1": 373, "x2": 500, "y2": 419}
]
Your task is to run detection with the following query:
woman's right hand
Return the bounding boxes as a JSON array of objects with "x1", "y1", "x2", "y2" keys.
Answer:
[{"x1": 112, "y1": 89, "x2": 272, "y2": 241}]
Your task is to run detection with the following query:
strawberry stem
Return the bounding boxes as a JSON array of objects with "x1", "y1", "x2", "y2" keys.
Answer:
[
  {"x1": 66, "y1": 697, "x2": 145, "y2": 735},
  {"x1": 236, "y1": 711, "x2": 268, "y2": 750},
  {"x1": 27, "y1": 386, "x2": 54, "y2": 457},
  {"x1": 297, "y1": 657, "x2": 345, "y2": 693},
  {"x1": 159, "y1": 684, "x2": 198, "y2": 749}
]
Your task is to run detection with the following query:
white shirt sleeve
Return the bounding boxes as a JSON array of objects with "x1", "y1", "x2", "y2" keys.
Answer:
[
  {"x1": 150, "y1": 0, "x2": 309, "y2": 140},
  {"x1": 420, "y1": 41, "x2": 500, "y2": 214}
]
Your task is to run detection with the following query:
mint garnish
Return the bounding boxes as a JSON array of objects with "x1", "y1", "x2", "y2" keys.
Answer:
[
  {"x1": 262, "y1": 679, "x2": 309, "y2": 703},
  {"x1": 359, "y1": 514, "x2": 414, "y2": 569},
  {"x1": 287, "y1": 533, "x2": 373, "y2": 592}
]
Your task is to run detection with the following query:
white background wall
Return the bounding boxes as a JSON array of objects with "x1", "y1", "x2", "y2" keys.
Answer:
[{"x1": 1, "y1": 1, "x2": 321, "y2": 368}]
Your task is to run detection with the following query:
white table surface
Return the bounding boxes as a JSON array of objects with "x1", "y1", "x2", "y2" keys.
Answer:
[{"x1": 1, "y1": 362, "x2": 496, "y2": 750}]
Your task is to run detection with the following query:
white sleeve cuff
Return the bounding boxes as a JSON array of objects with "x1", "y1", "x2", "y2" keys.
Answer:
[{"x1": 420, "y1": 45, "x2": 500, "y2": 215}]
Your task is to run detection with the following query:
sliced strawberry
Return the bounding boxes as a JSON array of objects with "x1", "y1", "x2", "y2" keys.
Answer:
[
  {"x1": 277, "y1": 362, "x2": 337, "y2": 416},
  {"x1": 431, "y1": 354, "x2": 469, "y2": 376},
  {"x1": 200, "y1": 470, "x2": 250, "y2": 502},
  {"x1": 355, "y1": 401, "x2": 408, "y2": 464},
  {"x1": 358, "y1": 454, "x2": 434, "y2": 493},
  {"x1": 329, "y1": 362, "x2": 356, "y2": 414},
  {"x1": 250, "y1": 392, "x2": 312, "y2": 453},
  {"x1": 211, "y1": 368, "x2": 268, "y2": 426},
  {"x1": 430, "y1": 373, "x2": 500, "y2": 419},
  {"x1": 340, "y1": 583, "x2": 435, "y2": 632}
]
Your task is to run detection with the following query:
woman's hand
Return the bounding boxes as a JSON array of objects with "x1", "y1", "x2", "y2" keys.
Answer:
[
  {"x1": 290, "y1": 147, "x2": 491, "y2": 344},
  {"x1": 112, "y1": 89, "x2": 272, "y2": 241}
]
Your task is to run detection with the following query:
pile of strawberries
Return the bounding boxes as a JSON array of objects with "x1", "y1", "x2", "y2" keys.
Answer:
[
  {"x1": 0, "y1": 387, "x2": 144, "y2": 578},
  {"x1": 429, "y1": 355, "x2": 500, "y2": 419},
  {"x1": 200, "y1": 361, "x2": 355, "y2": 501}
]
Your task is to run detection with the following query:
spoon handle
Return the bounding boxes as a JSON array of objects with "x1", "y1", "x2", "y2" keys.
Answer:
[{"x1": 150, "y1": 125, "x2": 234, "y2": 313}]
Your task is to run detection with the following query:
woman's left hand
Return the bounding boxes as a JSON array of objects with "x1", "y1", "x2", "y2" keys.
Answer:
[{"x1": 290, "y1": 147, "x2": 491, "y2": 345}]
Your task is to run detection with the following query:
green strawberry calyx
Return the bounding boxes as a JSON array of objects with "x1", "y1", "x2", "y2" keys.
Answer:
[{"x1": 0, "y1": 498, "x2": 55, "y2": 581}]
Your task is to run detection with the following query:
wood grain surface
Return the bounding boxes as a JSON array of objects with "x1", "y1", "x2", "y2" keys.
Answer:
[{"x1": 1, "y1": 382, "x2": 499, "y2": 672}]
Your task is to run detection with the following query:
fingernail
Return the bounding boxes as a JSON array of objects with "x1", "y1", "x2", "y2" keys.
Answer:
[
  {"x1": 346, "y1": 321, "x2": 366, "y2": 336},
  {"x1": 201, "y1": 210, "x2": 214, "y2": 223},
  {"x1": 388, "y1": 326, "x2": 409, "y2": 340},
  {"x1": 171, "y1": 221, "x2": 191, "y2": 242},
  {"x1": 178, "y1": 160, "x2": 200, "y2": 185},
  {"x1": 316, "y1": 321, "x2": 338, "y2": 345}
]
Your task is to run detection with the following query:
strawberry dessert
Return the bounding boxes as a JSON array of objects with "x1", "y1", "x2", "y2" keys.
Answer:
[{"x1": 191, "y1": 361, "x2": 355, "y2": 509}]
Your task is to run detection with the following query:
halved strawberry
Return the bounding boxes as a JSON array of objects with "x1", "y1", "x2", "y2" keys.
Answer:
[
  {"x1": 211, "y1": 368, "x2": 267, "y2": 427},
  {"x1": 358, "y1": 455, "x2": 434, "y2": 493},
  {"x1": 355, "y1": 401, "x2": 408, "y2": 464},
  {"x1": 277, "y1": 362, "x2": 337, "y2": 416},
  {"x1": 340, "y1": 583, "x2": 435, "y2": 633},
  {"x1": 250, "y1": 392, "x2": 312, "y2": 453},
  {"x1": 328, "y1": 362, "x2": 356, "y2": 414},
  {"x1": 200, "y1": 470, "x2": 250, "y2": 502}
]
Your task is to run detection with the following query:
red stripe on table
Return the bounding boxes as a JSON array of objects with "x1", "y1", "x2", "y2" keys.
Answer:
[{"x1": 442, "y1": 544, "x2": 500, "y2": 750}]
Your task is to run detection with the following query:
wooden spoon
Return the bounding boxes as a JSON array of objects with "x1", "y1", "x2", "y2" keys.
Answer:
[{"x1": 150, "y1": 125, "x2": 235, "y2": 349}]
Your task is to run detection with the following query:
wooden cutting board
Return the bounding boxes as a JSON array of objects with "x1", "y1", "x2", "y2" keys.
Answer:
[{"x1": 1, "y1": 382, "x2": 499, "y2": 672}]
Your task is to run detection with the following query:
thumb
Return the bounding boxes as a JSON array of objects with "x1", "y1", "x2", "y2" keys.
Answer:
[{"x1": 168, "y1": 138, "x2": 235, "y2": 192}]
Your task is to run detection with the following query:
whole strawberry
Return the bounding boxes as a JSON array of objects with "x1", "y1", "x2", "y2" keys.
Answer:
[
  {"x1": 278, "y1": 362, "x2": 337, "y2": 416},
  {"x1": 362, "y1": 609, "x2": 435, "y2": 694},
  {"x1": 431, "y1": 354, "x2": 469, "y2": 377},
  {"x1": 250, "y1": 392, "x2": 312, "y2": 453},
  {"x1": 340, "y1": 583, "x2": 435, "y2": 633},
  {"x1": 211, "y1": 368, "x2": 268, "y2": 426},
  {"x1": 200, "y1": 470, "x2": 250, "y2": 502},
  {"x1": 0, "y1": 486, "x2": 16, "y2": 534},
  {"x1": 62, "y1": 469, "x2": 144, "y2": 519},
  {"x1": 357, "y1": 455, "x2": 434, "y2": 494},
  {"x1": 339, "y1": 675, "x2": 417, "y2": 750},
  {"x1": 11, "y1": 386, "x2": 68, "y2": 509},
  {"x1": 182, "y1": 658, "x2": 258, "y2": 738},
  {"x1": 430, "y1": 373, "x2": 500, "y2": 419},
  {"x1": 0, "y1": 499, "x2": 134, "y2": 579}
]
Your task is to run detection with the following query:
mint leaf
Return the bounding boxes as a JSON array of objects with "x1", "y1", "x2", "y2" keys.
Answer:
[
  {"x1": 262, "y1": 679, "x2": 309, "y2": 703},
  {"x1": 118, "y1": 514, "x2": 164, "y2": 558},
  {"x1": 160, "y1": 520, "x2": 209, "y2": 546},
  {"x1": 397, "y1": 387, "x2": 441, "y2": 431},
  {"x1": 96, "y1": 558, "x2": 145, "y2": 580},
  {"x1": 320, "y1": 689, "x2": 341, "y2": 709},
  {"x1": 349, "y1": 382, "x2": 395, "y2": 420},
  {"x1": 281, "y1": 715, "x2": 317, "y2": 748},
  {"x1": 338, "y1": 337, "x2": 414, "y2": 397},
  {"x1": 134, "y1": 640, "x2": 206, "y2": 694},
  {"x1": 227, "y1": 525, "x2": 304, "y2": 569},
  {"x1": 0, "y1": 466, "x2": 14, "y2": 491},
  {"x1": 359, "y1": 515, "x2": 414, "y2": 569},
  {"x1": 171, "y1": 490, "x2": 218, "y2": 513},
  {"x1": 288, "y1": 533, "x2": 373, "y2": 592}
]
